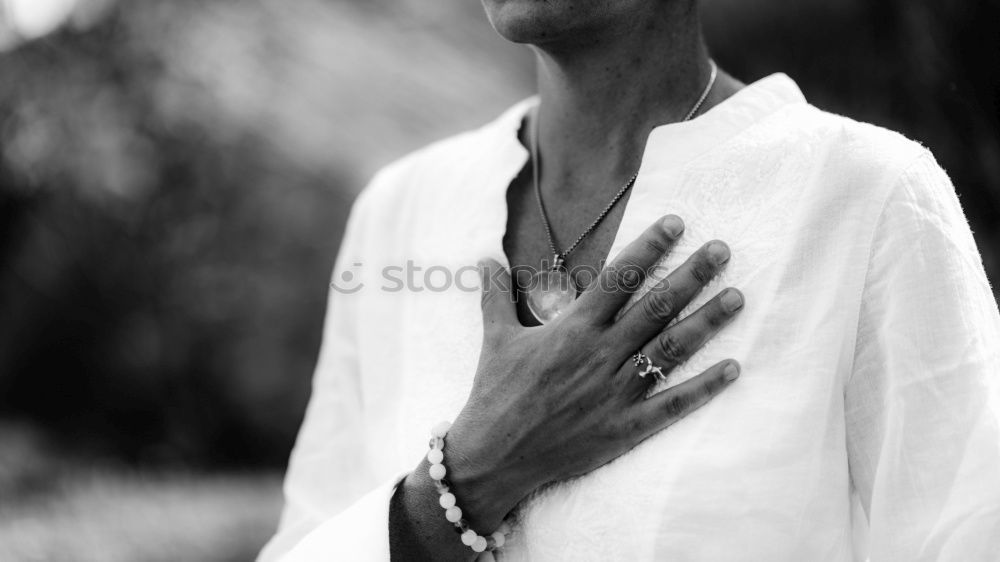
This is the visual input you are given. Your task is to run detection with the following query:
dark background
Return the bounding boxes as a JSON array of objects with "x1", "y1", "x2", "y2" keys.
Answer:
[{"x1": 0, "y1": 0, "x2": 997, "y2": 559}]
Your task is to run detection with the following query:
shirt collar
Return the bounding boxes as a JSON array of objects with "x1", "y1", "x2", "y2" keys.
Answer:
[
  {"x1": 475, "y1": 73, "x2": 807, "y2": 266},
  {"x1": 640, "y1": 73, "x2": 806, "y2": 171},
  {"x1": 491, "y1": 72, "x2": 806, "y2": 173}
]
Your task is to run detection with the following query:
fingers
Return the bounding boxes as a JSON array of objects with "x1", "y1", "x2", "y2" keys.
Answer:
[
  {"x1": 640, "y1": 288, "x2": 743, "y2": 373},
  {"x1": 613, "y1": 239, "x2": 731, "y2": 345},
  {"x1": 632, "y1": 360, "x2": 740, "y2": 438},
  {"x1": 479, "y1": 258, "x2": 518, "y2": 334},
  {"x1": 574, "y1": 215, "x2": 685, "y2": 325}
]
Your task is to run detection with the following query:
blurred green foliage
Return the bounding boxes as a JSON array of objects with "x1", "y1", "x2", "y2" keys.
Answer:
[{"x1": 0, "y1": 0, "x2": 996, "y2": 471}]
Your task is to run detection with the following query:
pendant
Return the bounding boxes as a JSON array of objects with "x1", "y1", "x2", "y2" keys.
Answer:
[{"x1": 526, "y1": 256, "x2": 577, "y2": 324}]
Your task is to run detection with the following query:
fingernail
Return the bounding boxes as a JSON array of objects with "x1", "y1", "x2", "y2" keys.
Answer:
[
  {"x1": 721, "y1": 289, "x2": 743, "y2": 313},
  {"x1": 724, "y1": 362, "x2": 740, "y2": 381},
  {"x1": 707, "y1": 241, "x2": 730, "y2": 265},
  {"x1": 661, "y1": 216, "x2": 684, "y2": 238}
]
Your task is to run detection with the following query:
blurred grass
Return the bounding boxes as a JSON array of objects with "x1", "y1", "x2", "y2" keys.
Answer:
[{"x1": 0, "y1": 424, "x2": 282, "y2": 562}]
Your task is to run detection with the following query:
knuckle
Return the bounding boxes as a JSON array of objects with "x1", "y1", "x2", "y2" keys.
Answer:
[
  {"x1": 561, "y1": 317, "x2": 593, "y2": 340},
  {"x1": 640, "y1": 288, "x2": 676, "y2": 322},
  {"x1": 704, "y1": 377, "x2": 725, "y2": 397},
  {"x1": 612, "y1": 260, "x2": 645, "y2": 291},
  {"x1": 663, "y1": 391, "x2": 693, "y2": 418},
  {"x1": 606, "y1": 411, "x2": 643, "y2": 439},
  {"x1": 584, "y1": 344, "x2": 614, "y2": 370},
  {"x1": 657, "y1": 331, "x2": 687, "y2": 364},
  {"x1": 696, "y1": 370, "x2": 731, "y2": 400},
  {"x1": 689, "y1": 259, "x2": 716, "y2": 286},
  {"x1": 620, "y1": 415, "x2": 645, "y2": 437},
  {"x1": 641, "y1": 234, "x2": 669, "y2": 257},
  {"x1": 554, "y1": 321, "x2": 597, "y2": 355}
]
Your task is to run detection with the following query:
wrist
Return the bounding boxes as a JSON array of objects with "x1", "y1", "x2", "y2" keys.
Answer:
[
  {"x1": 444, "y1": 423, "x2": 537, "y2": 532},
  {"x1": 441, "y1": 417, "x2": 535, "y2": 532}
]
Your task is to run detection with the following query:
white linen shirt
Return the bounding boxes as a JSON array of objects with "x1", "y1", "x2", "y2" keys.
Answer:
[{"x1": 259, "y1": 74, "x2": 1000, "y2": 561}]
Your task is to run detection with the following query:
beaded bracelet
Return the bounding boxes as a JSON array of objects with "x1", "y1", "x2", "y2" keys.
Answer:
[{"x1": 428, "y1": 421, "x2": 511, "y2": 559}]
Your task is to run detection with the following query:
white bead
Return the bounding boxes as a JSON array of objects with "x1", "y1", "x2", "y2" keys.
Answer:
[
  {"x1": 472, "y1": 536, "x2": 488, "y2": 553},
  {"x1": 438, "y1": 492, "x2": 456, "y2": 509},
  {"x1": 492, "y1": 531, "x2": 506, "y2": 548},
  {"x1": 461, "y1": 530, "x2": 477, "y2": 546},
  {"x1": 428, "y1": 463, "x2": 446, "y2": 480},
  {"x1": 427, "y1": 448, "x2": 444, "y2": 464},
  {"x1": 431, "y1": 420, "x2": 452, "y2": 438},
  {"x1": 478, "y1": 551, "x2": 496, "y2": 562},
  {"x1": 445, "y1": 506, "x2": 462, "y2": 523}
]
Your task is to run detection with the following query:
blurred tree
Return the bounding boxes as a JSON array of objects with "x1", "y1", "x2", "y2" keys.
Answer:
[{"x1": 0, "y1": 0, "x2": 531, "y2": 467}]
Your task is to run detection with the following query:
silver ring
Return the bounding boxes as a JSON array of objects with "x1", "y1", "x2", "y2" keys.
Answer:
[{"x1": 632, "y1": 352, "x2": 665, "y2": 382}]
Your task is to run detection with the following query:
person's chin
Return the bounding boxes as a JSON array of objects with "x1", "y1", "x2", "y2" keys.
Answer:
[{"x1": 483, "y1": 0, "x2": 587, "y2": 45}]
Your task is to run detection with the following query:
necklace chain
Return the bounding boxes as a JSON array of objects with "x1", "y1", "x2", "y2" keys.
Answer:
[{"x1": 532, "y1": 60, "x2": 718, "y2": 269}]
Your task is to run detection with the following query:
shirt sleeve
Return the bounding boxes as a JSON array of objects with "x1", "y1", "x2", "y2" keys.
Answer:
[
  {"x1": 257, "y1": 179, "x2": 405, "y2": 562},
  {"x1": 845, "y1": 151, "x2": 1000, "y2": 560}
]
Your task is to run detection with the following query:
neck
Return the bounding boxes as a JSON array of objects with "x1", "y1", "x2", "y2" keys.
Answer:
[{"x1": 532, "y1": 4, "x2": 713, "y2": 193}]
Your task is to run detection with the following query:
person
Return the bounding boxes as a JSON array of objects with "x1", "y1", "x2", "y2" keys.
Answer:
[{"x1": 259, "y1": 1, "x2": 1000, "y2": 560}]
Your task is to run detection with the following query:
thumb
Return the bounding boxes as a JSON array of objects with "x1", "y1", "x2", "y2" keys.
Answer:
[{"x1": 478, "y1": 258, "x2": 518, "y2": 333}]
